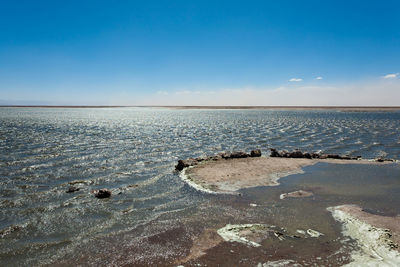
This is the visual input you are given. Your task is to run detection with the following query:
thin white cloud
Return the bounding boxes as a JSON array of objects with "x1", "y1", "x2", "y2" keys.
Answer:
[
  {"x1": 175, "y1": 90, "x2": 191, "y2": 95},
  {"x1": 144, "y1": 79, "x2": 400, "y2": 106},
  {"x1": 315, "y1": 76, "x2": 323, "y2": 80},
  {"x1": 156, "y1": 91, "x2": 169, "y2": 95},
  {"x1": 383, "y1": 73, "x2": 398, "y2": 79},
  {"x1": 289, "y1": 78, "x2": 303, "y2": 82}
]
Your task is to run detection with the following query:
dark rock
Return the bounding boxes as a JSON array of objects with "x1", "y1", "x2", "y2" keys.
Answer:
[
  {"x1": 195, "y1": 156, "x2": 207, "y2": 162},
  {"x1": 220, "y1": 152, "x2": 232, "y2": 159},
  {"x1": 327, "y1": 154, "x2": 341, "y2": 159},
  {"x1": 212, "y1": 154, "x2": 223, "y2": 160},
  {"x1": 230, "y1": 151, "x2": 250, "y2": 158},
  {"x1": 311, "y1": 152, "x2": 320, "y2": 159},
  {"x1": 175, "y1": 159, "x2": 198, "y2": 171},
  {"x1": 288, "y1": 150, "x2": 304, "y2": 158},
  {"x1": 270, "y1": 148, "x2": 281, "y2": 157},
  {"x1": 175, "y1": 160, "x2": 186, "y2": 171},
  {"x1": 66, "y1": 186, "x2": 80, "y2": 193},
  {"x1": 207, "y1": 155, "x2": 221, "y2": 161},
  {"x1": 250, "y1": 149, "x2": 262, "y2": 157},
  {"x1": 94, "y1": 189, "x2": 112, "y2": 199},
  {"x1": 268, "y1": 149, "x2": 380, "y2": 162},
  {"x1": 340, "y1": 155, "x2": 359, "y2": 160},
  {"x1": 376, "y1": 158, "x2": 394, "y2": 162},
  {"x1": 281, "y1": 150, "x2": 290, "y2": 157}
]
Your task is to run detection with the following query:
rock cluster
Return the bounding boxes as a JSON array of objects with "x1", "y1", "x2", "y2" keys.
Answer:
[
  {"x1": 270, "y1": 148, "x2": 361, "y2": 160},
  {"x1": 175, "y1": 149, "x2": 262, "y2": 171},
  {"x1": 375, "y1": 157, "x2": 394, "y2": 162}
]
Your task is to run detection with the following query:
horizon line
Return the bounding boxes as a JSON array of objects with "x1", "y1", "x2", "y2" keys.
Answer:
[{"x1": 1, "y1": 105, "x2": 400, "y2": 110}]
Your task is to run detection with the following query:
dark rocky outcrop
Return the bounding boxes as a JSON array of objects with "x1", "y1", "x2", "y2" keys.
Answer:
[
  {"x1": 175, "y1": 149, "x2": 262, "y2": 171},
  {"x1": 66, "y1": 186, "x2": 80, "y2": 193},
  {"x1": 375, "y1": 157, "x2": 394, "y2": 162},
  {"x1": 230, "y1": 151, "x2": 249, "y2": 158},
  {"x1": 175, "y1": 148, "x2": 395, "y2": 173},
  {"x1": 270, "y1": 148, "x2": 361, "y2": 161},
  {"x1": 94, "y1": 189, "x2": 112, "y2": 199}
]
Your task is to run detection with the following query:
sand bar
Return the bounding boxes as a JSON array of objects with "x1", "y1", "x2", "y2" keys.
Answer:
[{"x1": 184, "y1": 157, "x2": 394, "y2": 193}]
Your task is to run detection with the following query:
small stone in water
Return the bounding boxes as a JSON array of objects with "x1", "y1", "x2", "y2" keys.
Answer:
[{"x1": 94, "y1": 189, "x2": 112, "y2": 199}]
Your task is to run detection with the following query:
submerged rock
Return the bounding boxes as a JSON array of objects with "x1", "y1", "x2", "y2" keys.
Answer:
[
  {"x1": 258, "y1": 260, "x2": 302, "y2": 267},
  {"x1": 280, "y1": 190, "x2": 313, "y2": 199},
  {"x1": 0, "y1": 224, "x2": 21, "y2": 238},
  {"x1": 94, "y1": 188, "x2": 112, "y2": 199},
  {"x1": 296, "y1": 229, "x2": 306, "y2": 235},
  {"x1": 217, "y1": 223, "x2": 295, "y2": 248},
  {"x1": 217, "y1": 224, "x2": 269, "y2": 247},
  {"x1": 66, "y1": 186, "x2": 80, "y2": 193},
  {"x1": 306, "y1": 229, "x2": 324, "y2": 238}
]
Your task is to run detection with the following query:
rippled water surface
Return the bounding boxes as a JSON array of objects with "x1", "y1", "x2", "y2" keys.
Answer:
[{"x1": 1, "y1": 107, "x2": 400, "y2": 266}]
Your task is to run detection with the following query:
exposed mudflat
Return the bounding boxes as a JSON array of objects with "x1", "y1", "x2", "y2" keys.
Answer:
[
  {"x1": 333, "y1": 204, "x2": 400, "y2": 250},
  {"x1": 185, "y1": 157, "x2": 393, "y2": 193},
  {"x1": 328, "y1": 204, "x2": 400, "y2": 266}
]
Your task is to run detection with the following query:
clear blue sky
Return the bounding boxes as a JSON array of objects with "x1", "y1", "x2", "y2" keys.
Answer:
[{"x1": 1, "y1": 0, "x2": 399, "y2": 105}]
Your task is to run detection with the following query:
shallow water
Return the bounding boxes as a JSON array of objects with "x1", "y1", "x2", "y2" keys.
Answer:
[{"x1": 1, "y1": 107, "x2": 400, "y2": 266}]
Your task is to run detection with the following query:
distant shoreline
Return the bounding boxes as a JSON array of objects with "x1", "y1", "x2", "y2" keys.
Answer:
[{"x1": 1, "y1": 105, "x2": 400, "y2": 111}]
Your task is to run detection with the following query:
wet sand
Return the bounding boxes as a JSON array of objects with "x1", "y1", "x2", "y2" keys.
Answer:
[{"x1": 184, "y1": 157, "x2": 393, "y2": 193}]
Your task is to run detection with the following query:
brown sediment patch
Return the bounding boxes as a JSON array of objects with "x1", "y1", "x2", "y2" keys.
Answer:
[
  {"x1": 185, "y1": 157, "x2": 314, "y2": 193},
  {"x1": 334, "y1": 204, "x2": 400, "y2": 249},
  {"x1": 178, "y1": 228, "x2": 223, "y2": 263},
  {"x1": 184, "y1": 157, "x2": 393, "y2": 193},
  {"x1": 280, "y1": 190, "x2": 314, "y2": 199}
]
